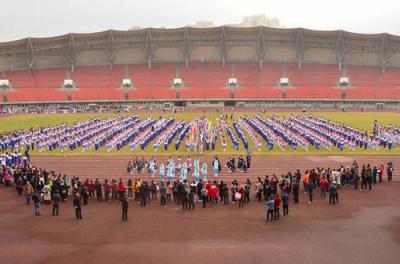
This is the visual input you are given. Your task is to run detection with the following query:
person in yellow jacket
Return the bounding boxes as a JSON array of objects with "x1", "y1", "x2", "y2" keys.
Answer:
[
  {"x1": 134, "y1": 179, "x2": 141, "y2": 203},
  {"x1": 23, "y1": 181, "x2": 34, "y2": 205}
]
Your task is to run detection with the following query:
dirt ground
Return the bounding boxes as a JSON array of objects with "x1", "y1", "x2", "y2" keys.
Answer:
[{"x1": 0, "y1": 156, "x2": 399, "y2": 264}]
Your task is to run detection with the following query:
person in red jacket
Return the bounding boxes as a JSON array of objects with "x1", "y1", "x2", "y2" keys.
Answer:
[
  {"x1": 88, "y1": 180, "x2": 95, "y2": 198},
  {"x1": 118, "y1": 179, "x2": 126, "y2": 201},
  {"x1": 205, "y1": 181, "x2": 212, "y2": 203},
  {"x1": 104, "y1": 179, "x2": 111, "y2": 202},
  {"x1": 274, "y1": 194, "x2": 281, "y2": 220},
  {"x1": 210, "y1": 183, "x2": 218, "y2": 204},
  {"x1": 320, "y1": 177, "x2": 329, "y2": 198},
  {"x1": 379, "y1": 164, "x2": 384, "y2": 183}
]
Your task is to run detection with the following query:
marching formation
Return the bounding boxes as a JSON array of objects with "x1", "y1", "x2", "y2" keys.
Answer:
[{"x1": 0, "y1": 114, "x2": 398, "y2": 154}]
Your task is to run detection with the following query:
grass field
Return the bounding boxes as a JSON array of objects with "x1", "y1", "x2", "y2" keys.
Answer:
[{"x1": 0, "y1": 111, "x2": 399, "y2": 156}]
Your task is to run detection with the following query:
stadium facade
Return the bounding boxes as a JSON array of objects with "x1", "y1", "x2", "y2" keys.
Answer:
[
  {"x1": 1, "y1": 26, "x2": 400, "y2": 71},
  {"x1": 0, "y1": 27, "x2": 400, "y2": 109}
]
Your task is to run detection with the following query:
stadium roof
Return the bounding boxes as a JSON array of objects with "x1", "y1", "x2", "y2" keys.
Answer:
[{"x1": 1, "y1": 26, "x2": 400, "y2": 47}]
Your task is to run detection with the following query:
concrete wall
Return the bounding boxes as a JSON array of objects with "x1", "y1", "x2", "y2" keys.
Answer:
[
  {"x1": 387, "y1": 52, "x2": 400, "y2": 67},
  {"x1": 75, "y1": 50, "x2": 108, "y2": 66},
  {"x1": 34, "y1": 54, "x2": 66, "y2": 69},
  {"x1": 345, "y1": 52, "x2": 380, "y2": 66},
  {"x1": 191, "y1": 46, "x2": 220, "y2": 61},
  {"x1": 154, "y1": 47, "x2": 183, "y2": 62},
  {"x1": 304, "y1": 48, "x2": 337, "y2": 64},
  {"x1": 0, "y1": 55, "x2": 26, "y2": 72},
  {"x1": 228, "y1": 46, "x2": 257, "y2": 61},
  {"x1": 1, "y1": 43, "x2": 400, "y2": 72},
  {"x1": 114, "y1": 48, "x2": 146, "y2": 64},
  {"x1": 267, "y1": 47, "x2": 296, "y2": 63}
]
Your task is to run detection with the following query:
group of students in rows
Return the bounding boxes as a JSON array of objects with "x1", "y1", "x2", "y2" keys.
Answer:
[
  {"x1": 0, "y1": 158, "x2": 394, "y2": 222},
  {"x1": 126, "y1": 155, "x2": 252, "y2": 183}
]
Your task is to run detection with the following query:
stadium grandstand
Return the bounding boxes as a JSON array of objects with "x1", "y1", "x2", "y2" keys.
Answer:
[{"x1": 0, "y1": 27, "x2": 399, "y2": 109}]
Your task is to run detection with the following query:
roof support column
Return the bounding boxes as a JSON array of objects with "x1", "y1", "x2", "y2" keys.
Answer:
[
  {"x1": 296, "y1": 28, "x2": 305, "y2": 70},
  {"x1": 219, "y1": 26, "x2": 227, "y2": 68},
  {"x1": 380, "y1": 33, "x2": 392, "y2": 73},
  {"x1": 182, "y1": 27, "x2": 191, "y2": 68},
  {"x1": 145, "y1": 28, "x2": 154, "y2": 69},
  {"x1": 336, "y1": 30, "x2": 346, "y2": 71},
  {"x1": 257, "y1": 26, "x2": 266, "y2": 68},
  {"x1": 26, "y1": 38, "x2": 34, "y2": 73},
  {"x1": 66, "y1": 33, "x2": 76, "y2": 73},
  {"x1": 106, "y1": 30, "x2": 116, "y2": 68}
]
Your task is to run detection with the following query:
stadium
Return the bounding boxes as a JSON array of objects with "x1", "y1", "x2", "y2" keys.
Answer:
[{"x1": 0, "y1": 2, "x2": 400, "y2": 264}]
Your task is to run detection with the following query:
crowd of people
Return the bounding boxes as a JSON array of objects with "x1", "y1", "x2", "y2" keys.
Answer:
[{"x1": 0, "y1": 155, "x2": 394, "y2": 223}]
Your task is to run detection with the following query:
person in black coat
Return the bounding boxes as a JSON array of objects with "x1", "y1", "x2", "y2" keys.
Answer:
[
  {"x1": 95, "y1": 179, "x2": 103, "y2": 201},
  {"x1": 292, "y1": 179, "x2": 299, "y2": 204},
  {"x1": 73, "y1": 194, "x2": 82, "y2": 219},
  {"x1": 246, "y1": 155, "x2": 251, "y2": 169},
  {"x1": 121, "y1": 194, "x2": 129, "y2": 221},
  {"x1": 52, "y1": 191, "x2": 61, "y2": 216},
  {"x1": 196, "y1": 180, "x2": 203, "y2": 201},
  {"x1": 188, "y1": 190, "x2": 195, "y2": 211},
  {"x1": 181, "y1": 190, "x2": 188, "y2": 210},
  {"x1": 140, "y1": 182, "x2": 148, "y2": 207},
  {"x1": 360, "y1": 165, "x2": 368, "y2": 191},
  {"x1": 329, "y1": 183, "x2": 338, "y2": 205},
  {"x1": 81, "y1": 185, "x2": 89, "y2": 205}
]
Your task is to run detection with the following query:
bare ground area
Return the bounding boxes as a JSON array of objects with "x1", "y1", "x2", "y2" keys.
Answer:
[{"x1": 0, "y1": 156, "x2": 399, "y2": 264}]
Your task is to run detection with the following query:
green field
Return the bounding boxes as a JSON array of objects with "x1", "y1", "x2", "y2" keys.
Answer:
[{"x1": 0, "y1": 111, "x2": 399, "y2": 156}]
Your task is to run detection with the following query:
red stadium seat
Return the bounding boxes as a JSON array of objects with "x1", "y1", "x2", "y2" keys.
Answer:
[
  {"x1": 233, "y1": 63, "x2": 259, "y2": 87},
  {"x1": 285, "y1": 87, "x2": 313, "y2": 99},
  {"x1": 180, "y1": 87, "x2": 206, "y2": 99},
  {"x1": 234, "y1": 87, "x2": 259, "y2": 99},
  {"x1": 1, "y1": 63, "x2": 399, "y2": 102},
  {"x1": 5, "y1": 70, "x2": 38, "y2": 102}
]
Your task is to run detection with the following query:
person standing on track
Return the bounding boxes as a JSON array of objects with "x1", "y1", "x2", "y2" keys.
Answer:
[
  {"x1": 281, "y1": 191, "x2": 289, "y2": 216},
  {"x1": 73, "y1": 193, "x2": 82, "y2": 220},
  {"x1": 244, "y1": 179, "x2": 251, "y2": 204},
  {"x1": 329, "y1": 183, "x2": 338, "y2": 205},
  {"x1": 308, "y1": 181, "x2": 314, "y2": 204},
  {"x1": 140, "y1": 181, "x2": 148, "y2": 207},
  {"x1": 274, "y1": 194, "x2": 281, "y2": 220},
  {"x1": 121, "y1": 194, "x2": 129, "y2": 221},
  {"x1": 387, "y1": 162, "x2": 393, "y2": 181},
  {"x1": 213, "y1": 157, "x2": 219, "y2": 178},
  {"x1": 265, "y1": 196, "x2": 275, "y2": 223},
  {"x1": 159, "y1": 181, "x2": 167, "y2": 208},
  {"x1": 188, "y1": 189, "x2": 195, "y2": 211},
  {"x1": 95, "y1": 178, "x2": 103, "y2": 201},
  {"x1": 293, "y1": 179, "x2": 299, "y2": 204},
  {"x1": 366, "y1": 164, "x2": 373, "y2": 191},
  {"x1": 32, "y1": 191, "x2": 41, "y2": 216},
  {"x1": 201, "y1": 162, "x2": 208, "y2": 182},
  {"x1": 360, "y1": 165, "x2": 368, "y2": 191},
  {"x1": 52, "y1": 191, "x2": 61, "y2": 216},
  {"x1": 23, "y1": 181, "x2": 33, "y2": 205},
  {"x1": 352, "y1": 167, "x2": 360, "y2": 190},
  {"x1": 118, "y1": 179, "x2": 126, "y2": 201},
  {"x1": 104, "y1": 179, "x2": 111, "y2": 202}
]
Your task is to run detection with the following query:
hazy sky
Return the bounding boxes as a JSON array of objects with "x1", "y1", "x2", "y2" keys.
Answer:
[{"x1": 1, "y1": 0, "x2": 399, "y2": 42}]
